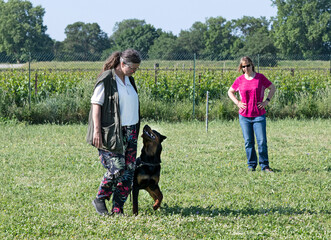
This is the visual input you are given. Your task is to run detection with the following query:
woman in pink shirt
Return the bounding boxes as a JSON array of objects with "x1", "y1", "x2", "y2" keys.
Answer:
[{"x1": 228, "y1": 56, "x2": 276, "y2": 172}]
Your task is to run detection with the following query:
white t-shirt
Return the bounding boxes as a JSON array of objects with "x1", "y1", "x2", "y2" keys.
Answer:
[{"x1": 91, "y1": 74, "x2": 139, "y2": 126}]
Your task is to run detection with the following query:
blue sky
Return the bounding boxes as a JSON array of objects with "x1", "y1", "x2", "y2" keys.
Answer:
[{"x1": 28, "y1": 0, "x2": 277, "y2": 41}]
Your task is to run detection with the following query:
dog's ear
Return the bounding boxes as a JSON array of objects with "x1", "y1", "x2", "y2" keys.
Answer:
[{"x1": 160, "y1": 134, "x2": 167, "y2": 142}]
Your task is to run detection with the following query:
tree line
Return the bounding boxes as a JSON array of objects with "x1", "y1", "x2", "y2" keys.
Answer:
[{"x1": 0, "y1": 0, "x2": 330, "y2": 63}]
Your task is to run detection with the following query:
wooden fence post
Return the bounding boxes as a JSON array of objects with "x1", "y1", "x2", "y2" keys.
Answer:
[
  {"x1": 154, "y1": 63, "x2": 159, "y2": 85},
  {"x1": 291, "y1": 68, "x2": 295, "y2": 76},
  {"x1": 35, "y1": 73, "x2": 38, "y2": 95}
]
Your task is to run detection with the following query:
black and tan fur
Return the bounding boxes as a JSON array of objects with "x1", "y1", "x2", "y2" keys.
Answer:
[{"x1": 132, "y1": 125, "x2": 166, "y2": 215}]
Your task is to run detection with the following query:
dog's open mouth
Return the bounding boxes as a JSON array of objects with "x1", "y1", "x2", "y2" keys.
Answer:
[
  {"x1": 142, "y1": 125, "x2": 156, "y2": 140},
  {"x1": 143, "y1": 129, "x2": 155, "y2": 140}
]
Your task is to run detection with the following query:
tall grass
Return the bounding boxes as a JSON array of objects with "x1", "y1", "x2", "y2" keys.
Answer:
[
  {"x1": 5, "y1": 87, "x2": 329, "y2": 123},
  {"x1": 0, "y1": 120, "x2": 330, "y2": 239}
]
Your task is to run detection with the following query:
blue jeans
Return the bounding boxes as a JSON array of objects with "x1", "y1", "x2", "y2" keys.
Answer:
[{"x1": 239, "y1": 114, "x2": 269, "y2": 170}]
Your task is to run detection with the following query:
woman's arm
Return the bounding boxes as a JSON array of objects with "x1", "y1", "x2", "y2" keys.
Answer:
[
  {"x1": 92, "y1": 103, "x2": 103, "y2": 148},
  {"x1": 228, "y1": 87, "x2": 246, "y2": 110},
  {"x1": 266, "y1": 83, "x2": 276, "y2": 100},
  {"x1": 258, "y1": 84, "x2": 276, "y2": 109}
]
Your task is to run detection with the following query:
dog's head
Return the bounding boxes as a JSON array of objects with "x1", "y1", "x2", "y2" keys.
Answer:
[{"x1": 141, "y1": 125, "x2": 166, "y2": 156}]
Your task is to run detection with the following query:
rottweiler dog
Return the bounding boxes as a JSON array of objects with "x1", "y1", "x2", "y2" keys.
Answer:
[{"x1": 132, "y1": 125, "x2": 167, "y2": 215}]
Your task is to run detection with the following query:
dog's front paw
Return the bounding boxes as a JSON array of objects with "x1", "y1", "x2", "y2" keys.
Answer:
[{"x1": 153, "y1": 200, "x2": 161, "y2": 210}]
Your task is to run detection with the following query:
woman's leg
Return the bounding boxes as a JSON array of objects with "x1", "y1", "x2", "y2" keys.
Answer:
[
  {"x1": 253, "y1": 114, "x2": 269, "y2": 170},
  {"x1": 112, "y1": 169, "x2": 135, "y2": 213},
  {"x1": 239, "y1": 115, "x2": 257, "y2": 170},
  {"x1": 96, "y1": 150, "x2": 125, "y2": 199},
  {"x1": 111, "y1": 125, "x2": 138, "y2": 214},
  {"x1": 92, "y1": 150, "x2": 125, "y2": 215}
]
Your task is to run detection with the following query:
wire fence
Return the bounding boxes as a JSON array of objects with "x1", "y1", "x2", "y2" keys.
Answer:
[
  {"x1": 0, "y1": 52, "x2": 330, "y2": 122},
  {"x1": 1, "y1": 52, "x2": 330, "y2": 71}
]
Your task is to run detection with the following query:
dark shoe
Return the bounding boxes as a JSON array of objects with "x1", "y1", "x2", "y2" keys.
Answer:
[
  {"x1": 262, "y1": 167, "x2": 274, "y2": 173},
  {"x1": 92, "y1": 198, "x2": 108, "y2": 215},
  {"x1": 248, "y1": 167, "x2": 256, "y2": 172}
]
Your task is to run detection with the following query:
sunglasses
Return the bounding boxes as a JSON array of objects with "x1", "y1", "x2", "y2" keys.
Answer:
[
  {"x1": 242, "y1": 64, "x2": 251, "y2": 68},
  {"x1": 124, "y1": 62, "x2": 139, "y2": 71}
]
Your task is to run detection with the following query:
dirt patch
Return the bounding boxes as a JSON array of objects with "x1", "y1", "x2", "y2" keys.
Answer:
[{"x1": 0, "y1": 64, "x2": 25, "y2": 69}]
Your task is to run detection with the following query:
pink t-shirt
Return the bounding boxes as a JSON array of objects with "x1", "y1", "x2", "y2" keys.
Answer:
[{"x1": 231, "y1": 73, "x2": 272, "y2": 117}]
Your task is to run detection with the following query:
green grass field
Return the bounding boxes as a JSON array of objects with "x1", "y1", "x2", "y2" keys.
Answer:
[{"x1": 0, "y1": 120, "x2": 330, "y2": 239}]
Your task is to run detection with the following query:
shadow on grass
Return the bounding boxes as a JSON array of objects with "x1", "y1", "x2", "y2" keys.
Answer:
[{"x1": 160, "y1": 204, "x2": 328, "y2": 217}]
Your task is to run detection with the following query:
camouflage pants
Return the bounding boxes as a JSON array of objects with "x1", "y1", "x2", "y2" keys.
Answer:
[{"x1": 96, "y1": 125, "x2": 137, "y2": 214}]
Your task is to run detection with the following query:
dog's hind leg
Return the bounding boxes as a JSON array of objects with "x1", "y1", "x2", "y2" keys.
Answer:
[{"x1": 146, "y1": 186, "x2": 163, "y2": 211}]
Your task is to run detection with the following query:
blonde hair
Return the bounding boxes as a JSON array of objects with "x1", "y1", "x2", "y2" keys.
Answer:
[{"x1": 238, "y1": 56, "x2": 255, "y2": 73}]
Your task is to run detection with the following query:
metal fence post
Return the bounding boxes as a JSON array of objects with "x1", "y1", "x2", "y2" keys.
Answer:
[
  {"x1": 28, "y1": 52, "x2": 31, "y2": 110},
  {"x1": 193, "y1": 53, "x2": 196, "y2": 117},
  {"x1": 257, "y1": 54, "x2": 260, "y2": 73},
  {"x1": 206, "y1": 91, "x2": 209, "y2": 133}
]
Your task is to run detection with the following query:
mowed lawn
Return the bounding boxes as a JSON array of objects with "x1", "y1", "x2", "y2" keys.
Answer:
[{"x1": 0, "y1": 119, "x2": 330, "y2": 239}]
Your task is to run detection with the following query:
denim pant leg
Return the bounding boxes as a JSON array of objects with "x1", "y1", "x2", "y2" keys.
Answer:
[
  {"x1": 253, "y1": 115, "x2": 269, "y2": 170},
  {"x1": 239, "y1": 115, "x2": 257, "y2": 169}
]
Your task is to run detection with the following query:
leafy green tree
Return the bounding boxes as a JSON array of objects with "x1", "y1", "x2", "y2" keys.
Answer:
[
  {"x1": 111, "y1": 19, "x2": 146, "y2": 44},
  {"x1": 177, "y1": 21, "x2": 207, "y2": 58},
  {"x1": 148, "y1": 32, "x2": 189, "y2": 60},
  {"x1": 272, "y1": 0, "x2": 331, "y2": 58},
  {"x1": 232, "y1": 16, "x2": 277, "y2": 63},
  {"x1": 233, "y1": 16, "x2": 270, "y2": 38},
  {"x1": 110, "y1": 19, "x2": 160, "y2": 56},
  {"x1": 203, "y1": 16, "x2": 235, "y2": 60},
  {"x1": 102, "y1": 19, "x2": 145, "y2": 60},
  {"x1": 0, "y1": 0, "x2": 53, "y2": 62},
  {"x1": 61, "y1": 22, "x2": 110, "y2": 61}
]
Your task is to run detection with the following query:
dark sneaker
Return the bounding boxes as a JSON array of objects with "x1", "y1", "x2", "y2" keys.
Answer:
[
  {"x1": 263, "y1": 167, "x2": 274, "y2": 173},
  {"x1": 92, "y1": 198, "x2": 108, "y2": 215},
  {"x1": 248, "y1": 167, "x2": 256, "y2": 172}
]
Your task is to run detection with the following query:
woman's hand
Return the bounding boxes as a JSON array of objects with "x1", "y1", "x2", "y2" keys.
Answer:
[
  {"x1": 228, "y1": 87, "x2": 246, "y2": 110},
  {"x1": 92, "y1": 104, "x2": 103, "y2": 149},
  {"x1": 257, "y1": 101, "x2": 268, "y2": 109},
  {"x1": 93, "y1": 130, "x2": 103, "y2": 149},
  {"x1": 258, "y1": 84, "x2": 276, "y2": 109},
  {"x1": 237, "y1": 101, "x2": 247, "y2": 110}
]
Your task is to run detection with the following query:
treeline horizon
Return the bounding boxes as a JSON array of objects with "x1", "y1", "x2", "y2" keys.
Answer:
[{"x1": 0, "y1": 0, "x2": 330, "y2": 63}]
